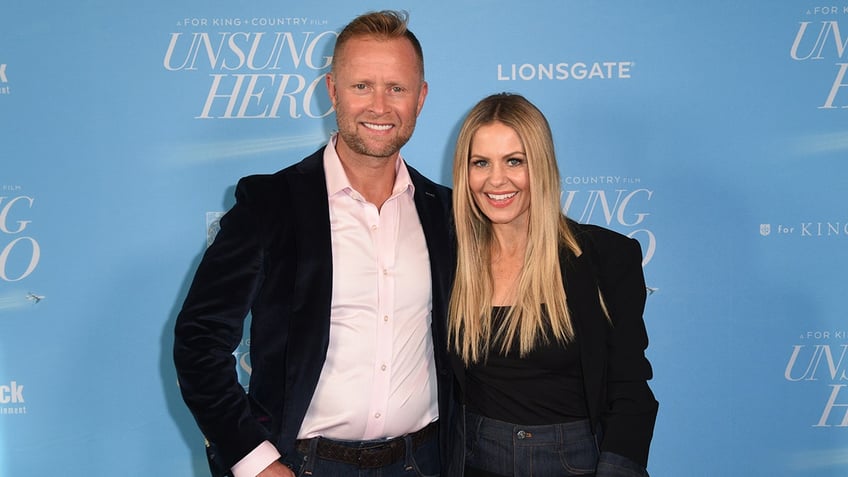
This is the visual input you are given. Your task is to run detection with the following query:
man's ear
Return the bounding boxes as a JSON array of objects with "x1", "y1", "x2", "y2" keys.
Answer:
[{"x1": 325, "y1": 73, "x2": 337, "y2": 109}]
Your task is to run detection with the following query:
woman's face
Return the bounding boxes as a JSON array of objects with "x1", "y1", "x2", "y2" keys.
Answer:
[{"x1": 467, "y1": 121, "x2": 531, "y2": 230}]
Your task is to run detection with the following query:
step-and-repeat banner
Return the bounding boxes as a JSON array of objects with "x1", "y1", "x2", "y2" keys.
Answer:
[{"x1": 2, "y1": 1, "x2": 846, "y2": 475}]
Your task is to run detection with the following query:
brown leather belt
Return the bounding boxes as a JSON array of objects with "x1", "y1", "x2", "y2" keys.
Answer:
[{"x1": 295, "y1": 421, "x2": 438, "y2": 469}]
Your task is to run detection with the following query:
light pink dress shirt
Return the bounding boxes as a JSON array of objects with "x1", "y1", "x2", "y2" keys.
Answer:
[{"x1": 232, "y1": 137, "x2": 438, "y2": 476}]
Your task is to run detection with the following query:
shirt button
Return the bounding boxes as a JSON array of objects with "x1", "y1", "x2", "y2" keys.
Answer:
[
  {"x1": 383, "y1": 315, "x2": 389, "y2": 322},
  {"x1": 381, "y1": 364, "x2": 387, "y2": 371},
  {"x1": 517, "y1": 430, "x2": 526, "y2": 439},
  {"x1": 374, "y1": 413, "x2": 381, "y2": 419}
]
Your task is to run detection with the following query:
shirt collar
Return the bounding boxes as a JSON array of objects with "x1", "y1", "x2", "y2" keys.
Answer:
[{"x1": 323, "y1": 133, "x2": 415, "y2": 199}]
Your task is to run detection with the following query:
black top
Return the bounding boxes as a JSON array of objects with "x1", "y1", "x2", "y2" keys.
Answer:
[{"x1": 465, "y1": 306, "x2": 588, "y2": 425}]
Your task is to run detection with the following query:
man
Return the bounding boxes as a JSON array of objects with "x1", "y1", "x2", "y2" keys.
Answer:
[{"x1": 174, "y1": 10, "x2": 454, "y2": 477}]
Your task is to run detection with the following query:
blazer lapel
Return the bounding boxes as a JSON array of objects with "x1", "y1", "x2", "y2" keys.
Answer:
[
  {"x1": 409, "y1": 167, "x2": 453, "y2": 349},
  {"x1": 561, "y1": 249, "x2": 607, "y2": 429},
  {"x1": 281, "y1": 149, "x2": 334, "y2": 435}
]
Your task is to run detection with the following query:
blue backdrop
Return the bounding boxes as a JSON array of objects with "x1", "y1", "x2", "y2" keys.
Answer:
[{"x1": 2, "y1": 1, "x2": 847, "y2": 475}]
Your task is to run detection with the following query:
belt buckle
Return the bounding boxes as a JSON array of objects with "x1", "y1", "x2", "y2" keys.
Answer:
[{"x1": 360, "y1": 439, "x2": 401, "y2": 468}]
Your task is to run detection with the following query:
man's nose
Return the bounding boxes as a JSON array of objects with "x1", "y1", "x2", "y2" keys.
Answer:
[{"x1": 369, "y1": 91, "x2": 388, "y2": 114}]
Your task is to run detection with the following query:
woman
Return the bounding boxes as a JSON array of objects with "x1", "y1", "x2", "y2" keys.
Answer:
[{"x1": 448, "y1": 93, "x2": 657, "y2": 477}]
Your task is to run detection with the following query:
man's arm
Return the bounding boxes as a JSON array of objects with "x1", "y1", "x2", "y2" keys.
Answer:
[
  {"x1": 174, "y1": 177, "x2": 277, "y2": 469},
  {"x1": 232, "y1": 441, "x2": 286, "y2": 477}
]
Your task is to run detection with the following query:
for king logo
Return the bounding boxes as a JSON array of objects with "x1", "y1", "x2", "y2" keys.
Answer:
[
  {"x1": 0, "y1": 195, "x2": 40, "y2": 282},
  {"x1": 790, "y1": 21, "x2": 848, "y2": 108}
]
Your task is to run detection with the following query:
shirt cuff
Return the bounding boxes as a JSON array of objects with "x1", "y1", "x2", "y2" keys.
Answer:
[{"x1": 231, "y1": 440, "x2": 282, "y2": 477}]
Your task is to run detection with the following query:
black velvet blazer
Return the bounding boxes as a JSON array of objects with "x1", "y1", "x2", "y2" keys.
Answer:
[{"x1": 174, "y1": 147, "x2": 455, "y2": 472}]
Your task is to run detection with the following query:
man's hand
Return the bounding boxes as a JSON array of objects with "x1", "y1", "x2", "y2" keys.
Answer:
[{"x1": 257, "y1": 461, "x2": 295, "y2": 477}]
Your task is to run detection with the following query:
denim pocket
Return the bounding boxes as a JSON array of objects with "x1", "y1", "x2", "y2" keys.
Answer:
[
  {"x1": 555, "y1": 434, "x2": 599, "y2": 474},
  {"x1": 596, "y1": 451, "x2": 649, "y2": 477}
]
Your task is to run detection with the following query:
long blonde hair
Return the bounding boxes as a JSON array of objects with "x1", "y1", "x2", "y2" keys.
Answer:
[{"x1": 450, "y1": 93, "x2": 582, "y2": 365}]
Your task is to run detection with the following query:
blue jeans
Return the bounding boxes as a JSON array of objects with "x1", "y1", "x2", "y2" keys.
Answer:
[
  {"x1": 292, "y1": 432, "x2": 439, "y2": 477},
  {"x1": 463, "y1": 411, "x2": 600, "y2": 477}
]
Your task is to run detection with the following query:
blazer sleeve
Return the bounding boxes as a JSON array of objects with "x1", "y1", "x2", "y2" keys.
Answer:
[
  {"x1": 585, "y1": 226, "x2": 658, "y2": 468},
  {"x1": 173, "y1": 176, "x2": 276, "y2": 469}
]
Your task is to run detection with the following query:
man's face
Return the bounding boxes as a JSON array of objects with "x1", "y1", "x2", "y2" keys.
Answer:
[{"x1": 327, "y1": 36, "x2": 427, "y2": 163}]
